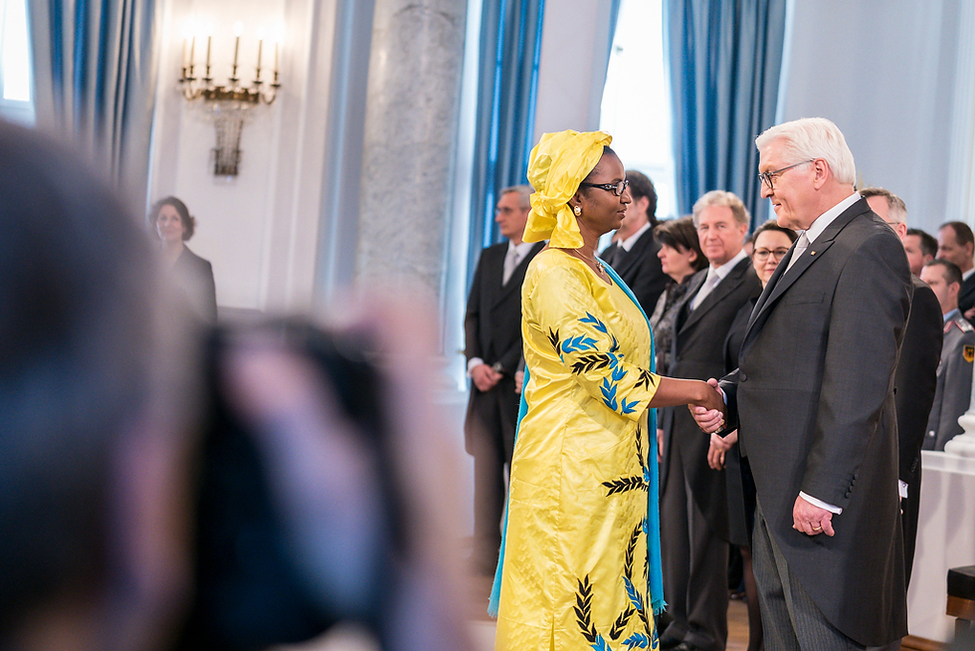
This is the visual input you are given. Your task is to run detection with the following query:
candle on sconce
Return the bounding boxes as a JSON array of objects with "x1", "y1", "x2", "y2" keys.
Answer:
[
  {"x1": 256, "y1": 38, "x2": 263, "y2": 80},
  {"x1": 274, "y1": 41, "x2": 279, "y2": 75},
  {"x1": 189, "y1": 36, "x2": 196, "y2": 70},
  {"x1": 232, "y1": 22, "x2": 243, "y2": 71},
  {"x1": 205, "y1": 35, "x2": 212, "y2": 70}
]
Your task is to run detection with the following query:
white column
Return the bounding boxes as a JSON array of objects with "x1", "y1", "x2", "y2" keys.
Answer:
[{"x1": 355, "y1": 0, "x2": 468, "y2": 334}]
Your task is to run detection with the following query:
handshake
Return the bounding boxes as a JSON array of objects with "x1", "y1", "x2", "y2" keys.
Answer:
[{"x1": 688, "y1": 378, "x2": 727, "y2": 434}]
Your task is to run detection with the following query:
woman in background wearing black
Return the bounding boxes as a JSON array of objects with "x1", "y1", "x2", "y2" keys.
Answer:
[{"x1": 151, "y1": 196, "x2": 218, "y2": 323}]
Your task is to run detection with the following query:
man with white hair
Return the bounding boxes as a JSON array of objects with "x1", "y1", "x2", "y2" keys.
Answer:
[{"x1": 693, "y1": 118, "x2": 912, "y2": 649}]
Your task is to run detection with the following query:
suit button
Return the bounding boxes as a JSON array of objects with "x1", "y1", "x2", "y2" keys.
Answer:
[{"x1": 740, "y1": 373, "x2": 748, "y2": 382}]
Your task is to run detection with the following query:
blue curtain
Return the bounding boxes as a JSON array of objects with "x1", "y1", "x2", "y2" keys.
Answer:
[
  {"x1": 28, "y1": 0, "x2": 160, "y2": 203},
  {"x1": 664, "y1": 0, "x2": 786, "y2": 229},
  {"x1": 466, "y1": 0, "x2": 545, "y2": 279}
]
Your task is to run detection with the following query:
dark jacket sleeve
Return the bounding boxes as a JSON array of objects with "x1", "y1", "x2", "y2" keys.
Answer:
[
  {"x1": 464, "y1": 254, "x2": 485, "y2": 363},
  {"x1": 895, "y1": 281, "x2": 942, "y2": 480}
]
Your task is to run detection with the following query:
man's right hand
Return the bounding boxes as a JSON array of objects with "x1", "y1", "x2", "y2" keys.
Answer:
[
  {"x1": 690, "y1": 378, "x2": 726, "y2": 433},
  {"x1": 471, "y1": 363, "x2": 502, "y2": 392}
]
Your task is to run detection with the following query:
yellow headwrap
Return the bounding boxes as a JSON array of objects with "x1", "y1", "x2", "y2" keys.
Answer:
[{"x1": 522, "y1": 129, "x2": 613, "y2": 249}]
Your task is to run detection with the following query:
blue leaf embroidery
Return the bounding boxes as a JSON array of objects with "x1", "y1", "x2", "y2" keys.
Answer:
[
  {"x1": 580, "y1": 312, "x2": 609, "y2": 334},
  {"x1": 601, "y1": 378, "x2": 618, "y2": 411},
  {"x1": 623, "y1": 632, "x2": 649, "y2": 649},
  {"x1": 562, "y1": 334, "x2": 599, "y2": 353},
  {"x1": 621, "y1": 397, "x2": 639, "y2": 414}
]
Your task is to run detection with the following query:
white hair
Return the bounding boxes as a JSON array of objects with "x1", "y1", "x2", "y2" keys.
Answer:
[{"x1": 755, "y1": 117, "x2": 856, "y2": 186}]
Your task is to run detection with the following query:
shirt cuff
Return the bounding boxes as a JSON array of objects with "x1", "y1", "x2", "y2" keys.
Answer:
[
  {"x1": 799, "y1": 491, "x2": 843, "y2": 515},
  {"x1": 467, "y1": 357, "x2": 484, "y2": 376},
  {"x1": 899, "y1": 480, "x2": 908, "y2": 499}
]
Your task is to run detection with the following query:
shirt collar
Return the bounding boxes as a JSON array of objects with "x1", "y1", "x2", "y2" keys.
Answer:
[
  {"x1": 944, "y1": 308, "x2": 961, "y2": 323},
  {"x1": 801, "y1": 192, "x2": 861, "y2": 245},
  {"x1": 619, "y1": 221, "x2": 652, "y2": 252},
  {"x1": 710, "y1": 247, "x2": 749, "y2": 281}
]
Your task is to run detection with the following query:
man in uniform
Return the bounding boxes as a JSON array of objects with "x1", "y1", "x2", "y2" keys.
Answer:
[{"x1": 921, "y1": 258, "x2": 975, "y2": 451}]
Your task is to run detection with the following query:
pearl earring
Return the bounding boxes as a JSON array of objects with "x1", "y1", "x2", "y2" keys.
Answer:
[{"x1": 573, "y1": 205, "x2": 582, "y2": 216}]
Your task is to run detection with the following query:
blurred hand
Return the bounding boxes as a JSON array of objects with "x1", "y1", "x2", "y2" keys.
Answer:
[
  {"x1": 656, "y1": 428, "x2": 664, "y2": 464},
  {"x1": 471, "y1": 364, "x2": 502, "y2": 392},
  {"x1": 966, "y1": 306, "x2": 975, "y2": 321},
  {"x1": 514, "y1": 370, "x2": 524, "y2": 394}
]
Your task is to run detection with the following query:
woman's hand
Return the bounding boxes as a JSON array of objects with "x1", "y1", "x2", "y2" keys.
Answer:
[{"x1": 690, "y1": 378, "x2": 726, "y2": 433}]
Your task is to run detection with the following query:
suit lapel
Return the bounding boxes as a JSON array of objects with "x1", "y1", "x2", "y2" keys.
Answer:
[
  {"x1": 614, "y1": 229, "x2": 651, "y2": 277},
  {"x1": 676, "y1": 268, "x2": 707, "y2": 331},
  {"x1": 680, "y1": 257, "x2": 751, "y2": 333},
  {"x1": 492, "y1": 242, "x2": 543, "y2": 306},
  {"x1": 743, "y1": 199, "x2": 868, "y2": 348}
]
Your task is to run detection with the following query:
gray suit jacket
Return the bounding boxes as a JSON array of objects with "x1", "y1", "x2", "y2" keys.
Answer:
[
  {"x1": 721, "y1": 198, "x2": 912, "y2": 646},
  {"x1": 923, "y1": 315, "x2": 975, "y2": 451}
]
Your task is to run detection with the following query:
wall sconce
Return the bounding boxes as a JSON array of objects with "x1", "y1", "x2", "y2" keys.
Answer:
[{"x1": 179, "y1": 22, "x2": 281, "y2": 177}]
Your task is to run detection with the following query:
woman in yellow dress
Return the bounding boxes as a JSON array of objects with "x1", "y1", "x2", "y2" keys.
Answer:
[{"x1": 490, "y1": 130, "x2": 723, "y2": 650}]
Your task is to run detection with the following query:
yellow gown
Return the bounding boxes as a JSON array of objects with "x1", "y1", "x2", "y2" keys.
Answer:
[{"x1": 495, "y1": 249, "x2": 661, "y2": 650}]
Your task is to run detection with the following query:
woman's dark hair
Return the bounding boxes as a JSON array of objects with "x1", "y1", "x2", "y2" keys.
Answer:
[
  {"x1": 654, "y1": 216, "x2": 707, "y2": 272},
  {"x1": 624, "y1": 169, "x2": 658, "y2": 227},
  {"x1": 752, "y1": 219, "x2": 798, "y2": 244},
  {"x1": 150, "y1": 196, "x2": 197, "y2": 241}
]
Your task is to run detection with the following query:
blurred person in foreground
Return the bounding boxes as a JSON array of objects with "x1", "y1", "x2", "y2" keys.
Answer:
[
  {"x1": 0, "y1": 120, "x2": 474, "y2": 651},
  {"x1": 0, "y1": 121, "x2": 201, "y2": 651},
  {"x1": 693, "y1": 117, "x2": 912, "y2": 650},
  {"x1": 489, "y1": 129, "x2": 723, "y2": 649},
  {"x1": 150, "y1": 196, "x2": 218, "y2": 323},
  {"x1": 708, "y1": 219, "x2": 797, "y2": 651}
]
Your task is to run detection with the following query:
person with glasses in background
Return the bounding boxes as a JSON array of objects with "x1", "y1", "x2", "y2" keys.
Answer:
[
  {"x1": 693, "y1": 117, "x2": 912, "y2": 651},
  {"x1": 658, "y1": 190, "x2": 762, "y2": 651},
  {"x1": 708, "y1": 219, "x2": 796, "y2": 651},
  {"x1": 463, "y1": 185, "x2": 544, "y2": 579},
  {"x1": 490, "y1": 130, "x2": 724, "y2": 650}
]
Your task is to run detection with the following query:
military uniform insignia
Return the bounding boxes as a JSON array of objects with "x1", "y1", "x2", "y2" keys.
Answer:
[
  {"x1": 958, "y1": 318, "x2": 974, "y2": 333},
  {"x1": 964, "y1": 345, "x2": 974, "y2": 364}
]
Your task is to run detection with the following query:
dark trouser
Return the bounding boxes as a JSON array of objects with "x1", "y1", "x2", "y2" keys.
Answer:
[
  {"x1": 468, "y1": 382, "x2": 516, "y2": 572},
  {"x1": 660, "y1": 441, "x2": 728, "y2": 651},
  {"x1": 901, "y1": 469, "x2": 921, "y2": 588},
  {"x1": 752, "y1": 501, "x2": 900, "y2": 651}
]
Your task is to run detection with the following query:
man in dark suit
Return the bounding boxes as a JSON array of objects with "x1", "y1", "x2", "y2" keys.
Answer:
[
  {"x1": 862, "y1": 188, "x2": 942, "y2": 586},
  {"x1": 658, "y1": 190, "x2": 761, "y2": 651},
  {"x1": 694, "y1": 118, "x2": 912, "y2": 649},
  {"x1": 464, "y1": 185, "x2": 544, "y2": 575},
  {"x1": 598, "y1": 170, "x2": 668, "y2": 312},
  {"x1": 937, "y1": 221, "x2": 975, "y2": 320},
  {"x1": 921, "y1": 259, "x2": 975, "y2": 452}
]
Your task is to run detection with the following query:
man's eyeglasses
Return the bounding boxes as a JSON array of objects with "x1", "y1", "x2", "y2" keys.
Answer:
[
  {"x1": 758, "y1": 159, "x2": 815, "y2": 190},
  {"x1": 580, "y1": 179, "x2": 630, "y2": 197},
  {"x1": 753, "y1": 247, "x2": 791, "y2": 262}
]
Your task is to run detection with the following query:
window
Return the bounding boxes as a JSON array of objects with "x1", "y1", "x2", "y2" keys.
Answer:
[
  {"x1": 600, "y1": 0, "x2": 676, "y2": 221},
  {"x1": 0, "y1": 0, "x2": 34, "y2": 125}
]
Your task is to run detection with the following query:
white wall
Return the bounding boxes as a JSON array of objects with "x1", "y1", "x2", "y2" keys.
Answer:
[
  {"x1": 778, "y1": 0, "x2": 975, "y2": 233},
  {"x1": 533, "y1": 0, "x2": 615, "y2": 139}
]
